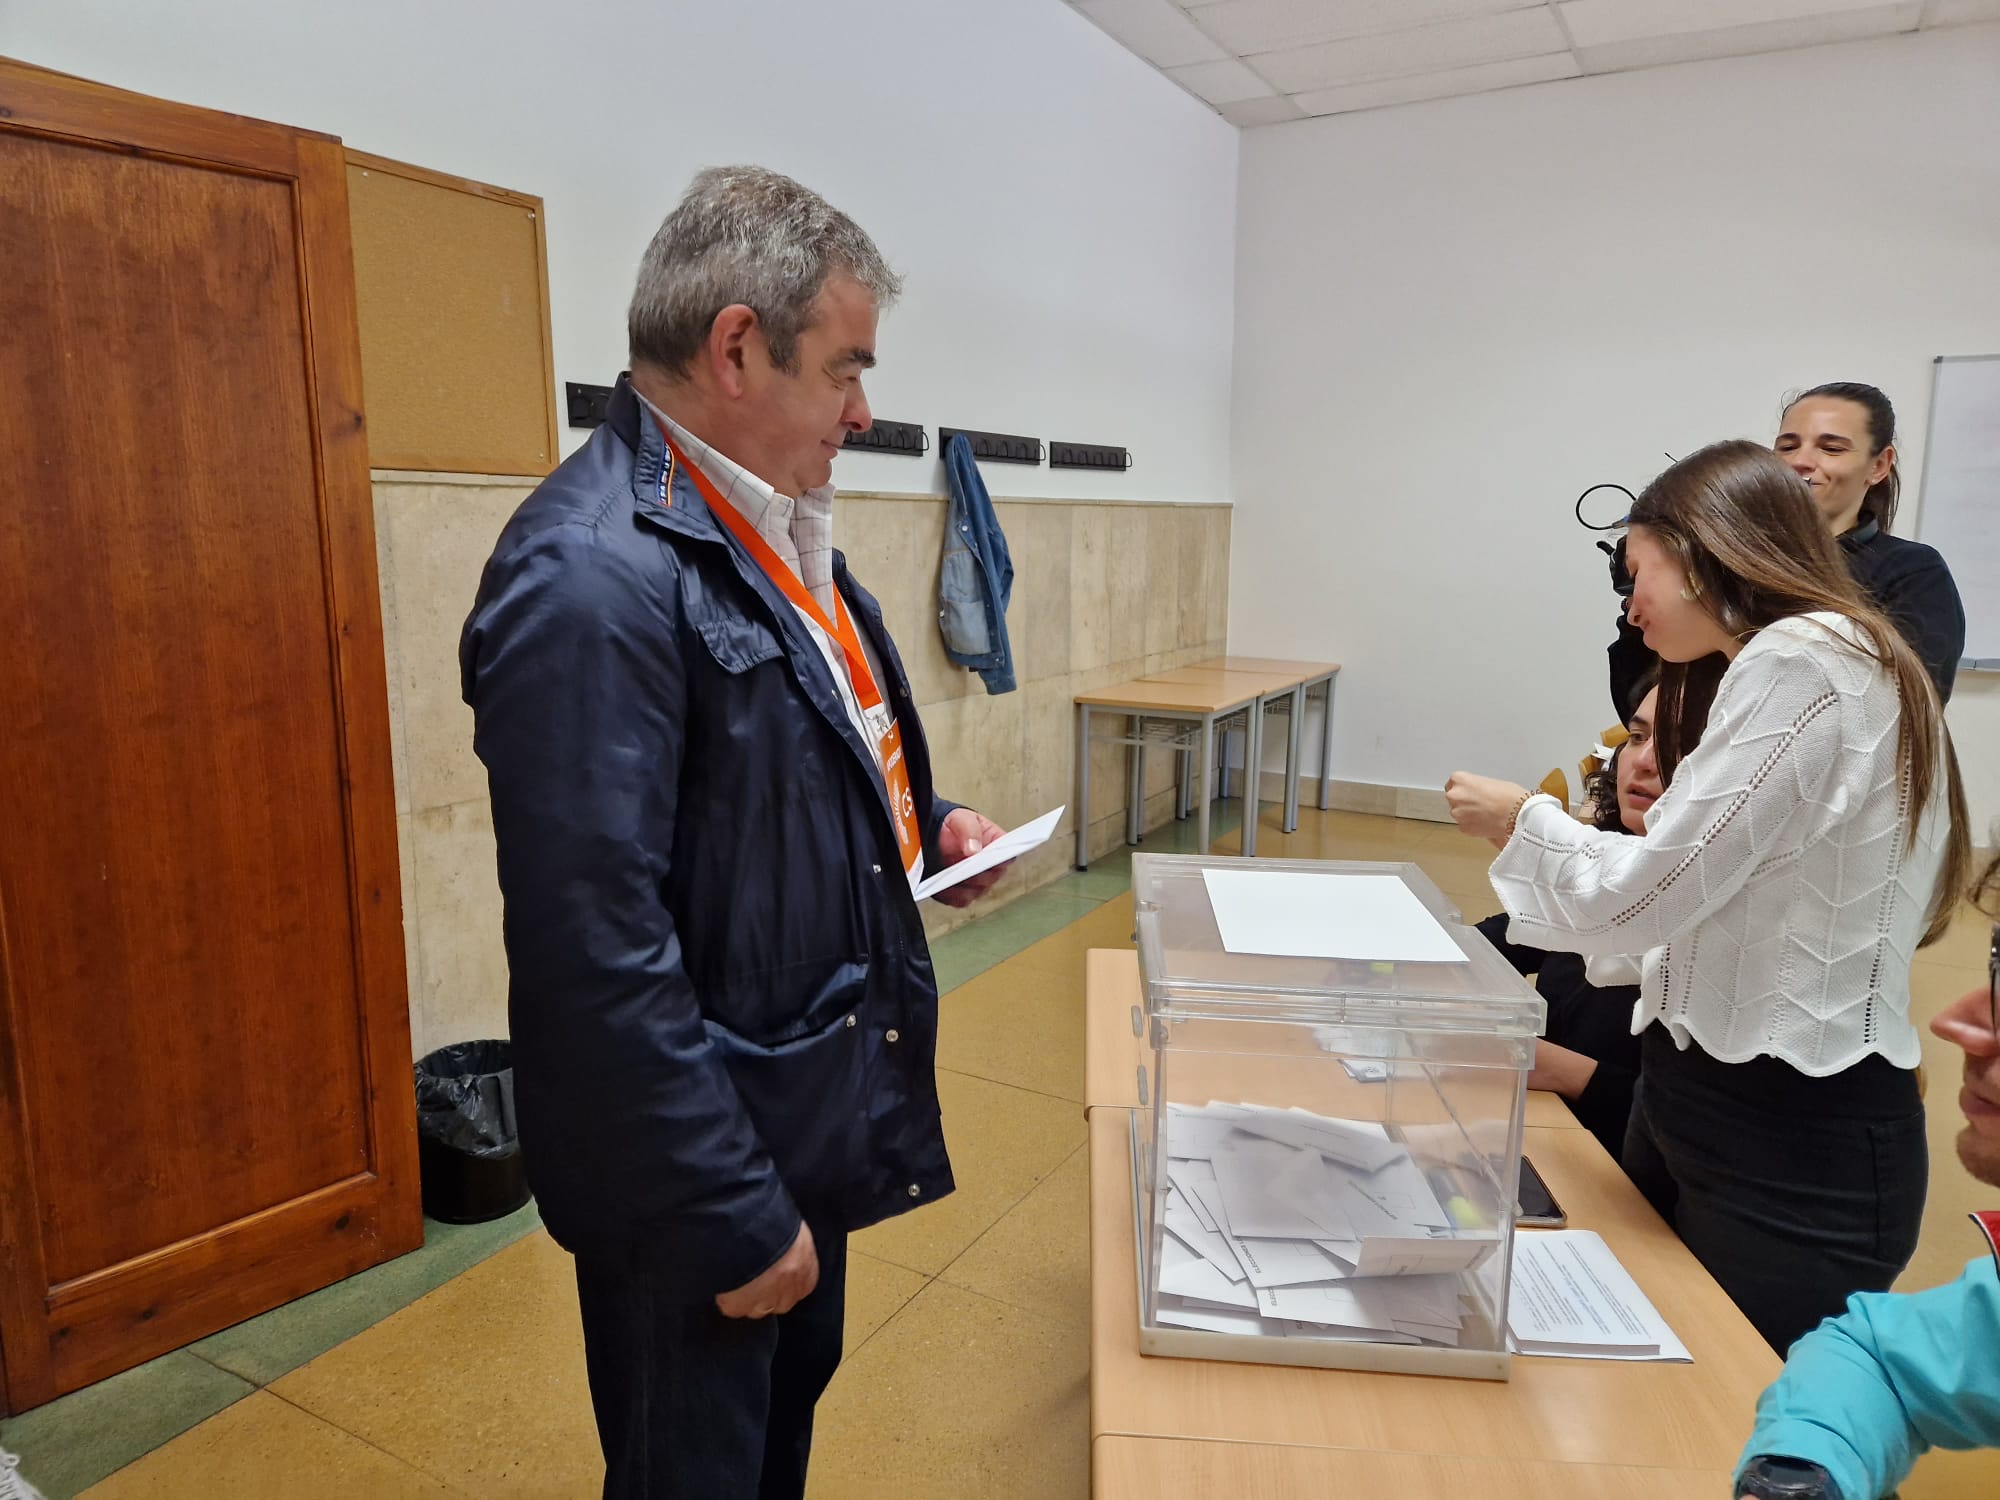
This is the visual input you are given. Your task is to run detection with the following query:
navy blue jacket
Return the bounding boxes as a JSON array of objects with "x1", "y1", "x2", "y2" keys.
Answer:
[
  {"x1": 460, "y1": 378, "x2": 957, "y2": 1296},
  {"x1": 938, "y1": 433, "x2": 1016, "y2": 694}
]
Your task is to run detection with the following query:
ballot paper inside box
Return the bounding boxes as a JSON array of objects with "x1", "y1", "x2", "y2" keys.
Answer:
[{"x1": 1129, "y1": 854, "x2": 1546, "y2": 1381}]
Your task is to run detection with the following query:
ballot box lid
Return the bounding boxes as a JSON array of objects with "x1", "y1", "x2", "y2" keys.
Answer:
[{"x1": 1131, "y1": 854, "x2": 1545, "y2": 1035}]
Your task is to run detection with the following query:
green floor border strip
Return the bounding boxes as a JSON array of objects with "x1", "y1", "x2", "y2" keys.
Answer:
[
  {"x1": 0, "y1": 1202, "x2": 542, "y2": 1499},
  {"x1": 0, "y1": 1350, "x2": 253, "y2": 1500},
  {"x1": 1, "y1": 802, "x2": 1213, "y2": 1499},
  {"x1": 188, "y1": 1201, "x2": 544, "y2": 1386}
]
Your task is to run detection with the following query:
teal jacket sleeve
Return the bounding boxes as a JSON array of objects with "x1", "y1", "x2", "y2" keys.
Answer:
[{"x1": 1735, "y1": 1253, "x2": 2000, "y2": 1500}]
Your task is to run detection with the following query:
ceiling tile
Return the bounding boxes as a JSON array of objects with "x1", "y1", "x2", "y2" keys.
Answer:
[
  {"x1": 1923, "y1": 0, "x2": 2000, "y2": 24},
  {"x1": 1573, "y1": 1, "x2": 1921, "y2": 71},
  {"x1": 1291, "y1": 50, "x2": 1581, "y2": 114},
  {"x1": 1166, "y1": 55, "x2": 1281, "y2": 102},
  {"x1": 1074, "y1": 0, "x2": 1229, "y2": 67},
  {"x1": 1253, "y1": 6, "x2": 1569, "y2": 91},
  {"x1": 1186, "y1": 0, "x2": 1535, "y2": 53},
  {"x1": 1217, "y1": 94, "x2": 1312, "y2": 126},
  {"x1": 1558, "y1": 0, "x2": 1907, "y2": 49}
]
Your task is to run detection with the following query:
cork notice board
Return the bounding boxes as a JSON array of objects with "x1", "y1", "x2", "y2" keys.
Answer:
[{"x1": 345, "y1": 150, "x2": 558, "y2": 475}]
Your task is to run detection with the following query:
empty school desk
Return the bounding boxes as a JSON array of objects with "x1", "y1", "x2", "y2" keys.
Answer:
[
  {"x1": 1072, "y1": 676, "x2": 1268, "y2": 869},
  {"x1": 1191, "y1": 655, "x2": 1340, "y2": 828},
  {"x1": 1080, "y1": 949, "x2": 1778, "y2": 1500},
  {"x1": 1131, "y1": 667, "x2": 1300, "y2": 829}
]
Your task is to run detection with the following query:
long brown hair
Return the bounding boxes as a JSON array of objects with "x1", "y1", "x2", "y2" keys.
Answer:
[
  {"x1": 1975, "y1": 844, "x2": 2000, "y2": 921},
  {"x1": 1627, "y1": 439, "x2": 1969, "y2": 946}
]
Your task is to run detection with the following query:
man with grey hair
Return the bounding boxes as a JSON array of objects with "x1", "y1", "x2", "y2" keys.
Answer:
[{"x1": 461, "y1": 166, "x2": 1008, "y2": 1499}]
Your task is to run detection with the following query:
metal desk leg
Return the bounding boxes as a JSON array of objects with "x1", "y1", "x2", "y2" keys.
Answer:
[
  {"x1": 1075, "y1": 702, "x2": 1091, "y2": 869},
  {"x1": 1126, "y1": 714, "x2": 1145, "y2": 846},
  {"x1": 1317, "y1": 676, "x2": 1338, "y2": 811},
  {"x1": 1217, "y1": 724, "x2": 1232, "y2": 802},
  {"x1": 1195, "y1": 712, "x2": 1213, "y2": 857},
  {"x1": 1283, "y1": 684, "x2": 1305, "y2": 833},
  {"x1": 1242, "y1": 700, "x2": 1263, "y2": 857},
  {"x1": 1176, "y1": 741, "x2": 1192, "y2": 820}
]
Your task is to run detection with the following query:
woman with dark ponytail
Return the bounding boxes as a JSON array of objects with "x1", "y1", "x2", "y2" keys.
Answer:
[
  {"x1": 1450, "y1": 440, "x2": 1971, "y2": 1355},
  {"x1": 1775, "y1": 382, "x2": 1965, "y2": 701}
]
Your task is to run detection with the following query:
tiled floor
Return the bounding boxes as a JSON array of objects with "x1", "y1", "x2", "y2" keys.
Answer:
[{"x1": 8, "y1": 805, "x2": 1998, "y2": 1498}]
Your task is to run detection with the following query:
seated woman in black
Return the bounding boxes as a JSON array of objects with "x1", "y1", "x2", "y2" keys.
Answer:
[{"x1": 1475, "y1": 685, "x2": 1660, "y2": 1160}]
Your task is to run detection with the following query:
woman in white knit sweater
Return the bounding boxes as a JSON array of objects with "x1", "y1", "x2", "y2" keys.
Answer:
[{"x1": 1447, "y1": 439, "x2": 1970, "y2": 1354}]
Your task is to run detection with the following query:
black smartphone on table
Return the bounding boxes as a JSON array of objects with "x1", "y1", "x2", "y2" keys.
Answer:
[{"x1": 1517, "y1": 1155, "x2": 1566, "y2": 1228}]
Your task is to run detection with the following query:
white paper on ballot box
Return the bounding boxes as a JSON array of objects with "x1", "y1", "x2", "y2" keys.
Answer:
[{"x1": 1200, "y1": 868, "x2": 1469, "y2": 963}]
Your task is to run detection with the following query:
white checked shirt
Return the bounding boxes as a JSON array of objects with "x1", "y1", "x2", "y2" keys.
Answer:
[{"x1": 639, "y1": 395, "x2": 922, "y2": 890}]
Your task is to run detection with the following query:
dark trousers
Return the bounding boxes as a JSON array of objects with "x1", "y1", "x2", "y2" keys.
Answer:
[
  {"x1": 573, "y1": 1225, "x2": 848, "y2": 1500},
  {"x1": 1623, "y1": 1025, "x2": 1927, "y2": 1356}
]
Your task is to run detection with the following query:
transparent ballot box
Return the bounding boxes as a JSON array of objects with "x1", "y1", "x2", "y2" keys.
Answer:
[{"x1": 1129, "y1": 854, "x2": 1545, "y2": 1380}]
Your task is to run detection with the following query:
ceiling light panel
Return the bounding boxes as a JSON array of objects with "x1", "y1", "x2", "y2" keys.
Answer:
[
  {"x1": 1558, "y1": 0, "x2": 1907, "y2": 48},
  {"x1": 1217, "y1": 94, "x2": 1311, "y2": 126},
  {"x1": 1923, "y1": 0, "x2": 2000, "y2": 24},
  {"x1": 1291, "y1": 50, "x2": 1579, "y2": 114},
  {"x1": 1253, "y1": 5, "x2": 1569, "y2": 91},
  {"x1": 1573, "y1": 1, "x2": 1919, "y2": 69},
  {"x1": 1073, "y1": 0, "x2": 1229, "y2": 67},
  {"x1": 1185, "y1": 0, "x2": 1537, "y2": 53},
  {"x1": 1166, "y1": 55, "x2": 1281, "y2": 101}
]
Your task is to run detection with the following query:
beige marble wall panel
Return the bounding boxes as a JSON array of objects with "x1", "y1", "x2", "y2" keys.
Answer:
[
  {"x1": 407, "y1": 798, "x2": 510, "y2": 1056},
  {"x1": 376, "y1": 480, "x2": 530, "y2": 815},
  {"x1": 1141, "y1": 511, "x2": 1181, "y2": 658},
  {"x1": 1177, "y1": 507, "x2": 1210, "y2": 649},
  {"x1": 997, "y1": 501, "x2": 1073, "y2": 686},
  {"x1": 1020, "y1": 676, "x2": 1077, "y2": 828},
  {"x1": 1201, "y1": 509, "x2": 1232, "y2": 644},
  {"x1": 1068, "y1": 505, "x2": 1116, "y2": 671},
  {"x1": 373, "y1": 490, "x2": 412, "y2": 818},
  {"x1": 396, "y1": 810, "x2": 421, "y2": 1043}
]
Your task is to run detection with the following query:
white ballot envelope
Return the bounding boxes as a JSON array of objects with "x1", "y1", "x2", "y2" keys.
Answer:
[{"x1": 914, "y1": 805, "x2": 1063, "y2": 901}]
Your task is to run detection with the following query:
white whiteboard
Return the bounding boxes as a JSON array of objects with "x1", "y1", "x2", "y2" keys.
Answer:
[{"x1": 1915, "y1": 354, "x2": 2000, "y2": 667}]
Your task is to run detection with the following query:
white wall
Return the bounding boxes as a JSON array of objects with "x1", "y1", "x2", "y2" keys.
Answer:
[
  {"x1": 1230, "y1": 25, "x2": 2000, "y2": 828},
  {"x1": 6, "y1": 0, "x2": 1238, "y2": 501}
]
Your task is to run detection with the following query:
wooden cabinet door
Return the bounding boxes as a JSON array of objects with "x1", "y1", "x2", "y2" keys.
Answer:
[{"x1": 0, "y1": 61, "x2": 420, "y2": 1411}]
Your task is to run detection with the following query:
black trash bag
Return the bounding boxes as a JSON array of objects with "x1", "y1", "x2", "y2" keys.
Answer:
[
  {"x1": 414, "y1": 1040, "x2": 519, "y2": 1158},
  {"x1": 412, "y1": 1040, "x2": 530, "y2": 1224}
]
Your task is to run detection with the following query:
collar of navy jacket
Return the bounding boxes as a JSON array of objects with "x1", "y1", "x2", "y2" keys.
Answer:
[{"x1": 603, "y1": 375, "x2": 919, "y2": 850}]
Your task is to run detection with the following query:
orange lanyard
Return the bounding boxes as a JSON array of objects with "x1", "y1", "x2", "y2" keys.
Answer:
[
  {"x1": 664, "y1": 436, "x2": 884, "y2": 708},
  {"x1": 662, "y1": 433, "x2": 921, "y2": 873}
]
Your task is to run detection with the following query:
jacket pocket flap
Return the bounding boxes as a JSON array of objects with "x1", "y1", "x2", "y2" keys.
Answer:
[{"x1": 695, "y1": 616, "x2": 786, "y2": 674}]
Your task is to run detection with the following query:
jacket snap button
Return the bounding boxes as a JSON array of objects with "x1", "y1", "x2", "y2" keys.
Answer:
[
  {"x1": 885, "y1": 1028, "x2": 900, "y2": 1043},
  {"x1": 907, "y1": 1184, "x2": 921, "y2": 1198},
  {"x1": 844, "y1": 1014, "x2": 857, "y2": 1028},
  {"x1": 871, "y1": 863, "x2": 882, "y2": 875}
]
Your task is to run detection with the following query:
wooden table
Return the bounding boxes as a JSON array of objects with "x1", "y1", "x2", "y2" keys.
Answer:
[
  {"x1": 1083, "y1": 949, "x2": 1778, "y2": 1498},
  {"x1": 1073, "y1": 676, "x2": 1268, "y2": 867},
  {"x1": 1192, "y1": 656, "x2": 1340, "y2": 827},
  {"x1": 1131, "y1": 667, "x2": 1305, "y2": 832}
]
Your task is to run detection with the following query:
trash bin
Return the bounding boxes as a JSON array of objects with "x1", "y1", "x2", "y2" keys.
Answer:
[{"x1": 413, "y1": 1040, "x2": 530, "y2": 1224}]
